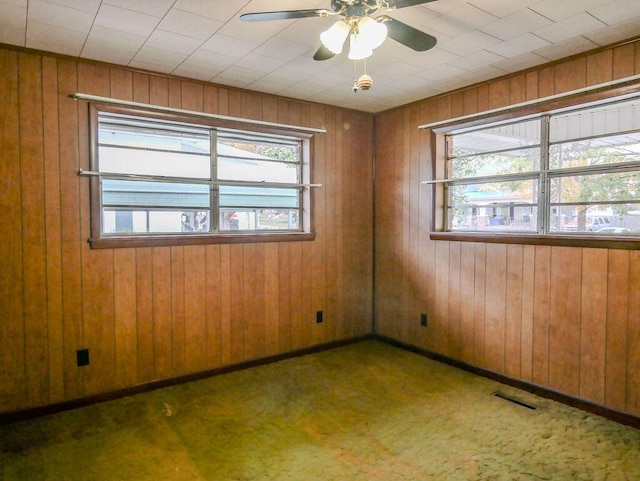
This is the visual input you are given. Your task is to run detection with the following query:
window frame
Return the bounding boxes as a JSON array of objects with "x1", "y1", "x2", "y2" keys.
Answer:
[
  {"x1": 88, "y1": 103, "x2": 315, "y2": 249},
  {"x1": 429, "y1": 83, "x2": 640, "y2": 250}
]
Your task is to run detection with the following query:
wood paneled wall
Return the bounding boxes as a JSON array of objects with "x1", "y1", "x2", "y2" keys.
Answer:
[
  {"x1": 0, "y1": 47, "x2": 374, "y2": 414},
  {"x1": 374, "y1": 40, "x2": 640, "y2": 417}
]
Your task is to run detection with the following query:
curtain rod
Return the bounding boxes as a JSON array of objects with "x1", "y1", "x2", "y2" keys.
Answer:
[
  {"x1": 70, "y1": 93, "x2": 327, "y2": 134},
  {"x1": 418, "y1": 74, "x2": 640, "y2": 131}
]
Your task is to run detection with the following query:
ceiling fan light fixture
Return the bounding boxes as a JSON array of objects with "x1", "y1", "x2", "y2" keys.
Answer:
[
  {"x1": 320, "y1": 20, "x2": 350, "y2": 54},
  {"x1": 348, "y1": 32, "x2": 373, "y2": 60},
  {"x1": 358, "y1": 16, "x2": 387, "y2": 50}
]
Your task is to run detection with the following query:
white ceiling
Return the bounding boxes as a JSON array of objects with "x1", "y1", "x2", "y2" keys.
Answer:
[{"x1": 1, "y1": 0, "x2": 640, "y2": 112}]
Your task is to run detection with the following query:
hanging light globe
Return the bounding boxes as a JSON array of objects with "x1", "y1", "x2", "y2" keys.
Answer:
[
  {"x1": 358, "y1": 16, "x2": 387, "y2": 50},
  {"x1": 320, "y1": 20, "x2": 350, "y2": 54},
  {"x1": 348, "y1": 33, "x2": 373, "y2": 60}
]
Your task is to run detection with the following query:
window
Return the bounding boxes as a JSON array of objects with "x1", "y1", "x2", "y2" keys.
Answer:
[
  {"x1": 440, "y1": 95, "x2": 640, "y2": 240},
  {"x1": 89, "y1": 105, "x2": 313, "y2": 247}
]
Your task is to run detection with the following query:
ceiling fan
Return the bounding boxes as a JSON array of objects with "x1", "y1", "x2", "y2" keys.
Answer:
[{"x1": 240, "y1": 0, "x2": 439, "y2": 62}]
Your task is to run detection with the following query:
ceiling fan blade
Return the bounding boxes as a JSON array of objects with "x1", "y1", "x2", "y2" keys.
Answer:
[
  {"x1": 240, "y1": 9, "x2": 332, "y2": 22},
  {"x1": 313, "y1": 45, "x2": 336, "y2": 61},
  {"x1": 387, "y1": 0, "x2": 439, "y2": 8},
  {"x1": 381, "y1": 16, "x2": 437, "y2": 51}
]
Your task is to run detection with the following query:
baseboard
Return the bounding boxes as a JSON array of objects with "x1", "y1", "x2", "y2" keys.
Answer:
[
  {"x1": 373, "y1": 334, "x2": 640, "y2": 430},
  {"x1": 0, "y1": 335, "x2": 374, "y2": 426}
]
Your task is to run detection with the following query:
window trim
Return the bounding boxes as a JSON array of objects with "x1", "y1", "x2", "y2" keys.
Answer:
[
  {"x1": 428, "y1": 82, "x2": 640, "y2": 250},
  {"x1": 87, "y1": 103, "x2": 316, "y2": 249}
]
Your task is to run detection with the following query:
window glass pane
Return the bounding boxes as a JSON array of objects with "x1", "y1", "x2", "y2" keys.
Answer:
[
  {"x1": 99, "y1": 116, "x2": 210, "y2": 152},
  {"x1": 448, "y1": 148, "x2": 540, "y2": 179},
  {"x1": 102, "y1": 179, "x2": 210, "y2": 209},
  {"x1": 219, "y1": 209, "x2": 299, "y2": 231},
  {"x1": 99, "y1": 146, "x2": 211, "y2": 178},
  {"x1": 218, "y1": 137, "x2": 299, "y2": 163},
  {"x1": 549, "y1": 97, "x2": 640, "y2": 143},
  {"x1": 550, "y1": 171, "x2": 640, "y2": 205},
  {"x1": 447, "y1": 179, "x2": 538, "y2": 232},
  {"x1": 219, "y1": 185, "x2": 299, "y2": 208},
  {"x1": 549, "y1": 133, "x2": 640, "y2": 169},
  {"x1": 217, "y1": 141, "x2": 299, "y2": 183},
  {"x1": 103, "y1": 209, "x2": 209, "y2": 234},
  {"x1": 99, "y1": 116, "x2": 211, "y2": 178},
  {"x1": 448, "y1": 119, "x2": 541, "y2": 157},
  {"x1": 551, "y1": 205, "x2": 640, "y2": 234}
]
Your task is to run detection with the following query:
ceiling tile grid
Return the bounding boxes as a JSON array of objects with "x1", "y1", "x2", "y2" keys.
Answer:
[{"x1": 0, "y1": 0, "x2": 638, "y2": 112}]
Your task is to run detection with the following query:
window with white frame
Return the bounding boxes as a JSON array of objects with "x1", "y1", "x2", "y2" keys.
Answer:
[
  {"x1": 442, "y1": 95, "x2": 640, "y2": 237},
  {"x1": 89, "y1": 106, "x2": 312, "y2": 246}
]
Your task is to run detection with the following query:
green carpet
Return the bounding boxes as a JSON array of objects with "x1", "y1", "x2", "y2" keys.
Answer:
[{"x1": 1, "y1": 341, "x2": 639, "y2": 480}]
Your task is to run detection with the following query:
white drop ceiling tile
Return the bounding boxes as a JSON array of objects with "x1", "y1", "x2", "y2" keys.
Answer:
[
  {"x1": 102, "y1": 0, "x2": 174, "y2": 18},
  {"x1": 530, "y1": 0, "x2": 613, "y2": 22},
  {"x1": 392, "y1": 74, "x2": 436, "y2": 91},
  {"x1": 213, "y1": 65, "x2": 264, "y2": 87},
  {"x1": 457, "y1": 65, "x2": 508, "y2": 84},
  {"x1": 588, "y1": 0, "x2": 640, "y2": 25},
  {"x1": 381, "y1": 5, "x2": 440, "y2": 29},
  {"x1": 158, "y1": 9, "x2": 223, "y2": 41},
  {"x1": 486, "y1": 33, "x2": 550, "y2": 58},
  {"x1": 305, "y1": 69, "x2": 351, "y2": 87},
  {"x1": 532, "y1": 35, "x2": 598, "y2": 61},
  {"x1": 247, "y1": 74, "x2": 297, "y2": 93},
  {"x1": 276, "y1": 17, "x2": 330, "y2": 48},
  {"x1": 457, "y1": 49, "x2": 506, "y2": 71},
  {"x1": 372, "y1": 61, "x2": 424, "y2": 81},
  {"x1": 425, "y1": 3, "x2": 498, "y2": 37},
  {"x1": 428, "y1": 76, "x2": 470, "y2": 93},
  {"x1": 172, "y1": 62, "x2": 222, "y2": 82},
  {"x1": 423, "y1": 0, "x2": 472, "y2": 15},
  {"x1": 217, "y1": 17, "x2": 287, "y2": 45},
  {"x1": 278, "y1": 80, "x2": 331, "y2": 99},
  {"x1": 94, "y1": 4, "x2": 161, "y2": 37},
  {"x1": 480, "y1": 9, "x2": 552, "y2": 41},
  {"x1": 173, "y1": 0, "x2": 244, "y2": 22},
  {"x1": 492, "y1": 51, "x2": 548, "y2": 73},
  {"x1": 404, "y1": 47, "x2": 460, "y2": 68},
  {"x1": 414, "y1": 63, "x2": 468, "y2": 81},
  {"x1": 283, "y1": 54, "x2": 335, "y2": 75},
  {"x1": 201, "y1": 33, "x2": 258, "y2": 58},
  {"x1": 1, "y1": 0, "x2": 27, "y2": 6},
  {"x1": 533, "y1": 13, "x2": 607, "y2": 44},
  {"x1": 467, "y1": 0, "x2": 538, "y2": 18},
  {"x1": 1, "y1": 3, "x2": 26, "y2": 28},
  {"x1": 144, "y1": 30, "x2": 203, "y2": 56},
  {"x1": 82, "y1": 25, "x2": 146, "y2": 53},
  {"x1": 26, "y1": 19, "x2": 85, "y2": 55},
  {"x1": 254, "y1": 37, "x2": 311, "y2": 62},
  {"x1": 583, "y1": 17, "x2": 640, "y2": 46},
  {"x1": 81, "y1": 44, "x2": 136, "y2": 65},
  {"x1": 28, "y1": 0, "x2": 94, "y2": 33},
  {"x1": 131, "y1": 46, "x2": 189, "y2": 70},
  {"x1": 234, "y1": 52, "x2": 286, "y2": 73},
  {"x1": 439, "y1": 30, "x2": 502, "y2": 57},
  {"x1": 44, "y1": 0, "x2": 100, "y2": 14},
  {"x1": 186, "y1": 49, "x2": 238, "y2": 71},
  {"x1": 128, "y1": 59, "x2": 175, "y2": 74},
  {"x1": 0, "y1": 24, "x2": 25, "y2": 45}
]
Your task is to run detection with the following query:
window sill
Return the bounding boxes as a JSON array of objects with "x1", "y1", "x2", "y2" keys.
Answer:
[
  {"x1": 429, "y1": 231, "x2": 640, "y2": 250},
  {"x1": 89, "y1": 232, "x2": 316, "y2": 249}
]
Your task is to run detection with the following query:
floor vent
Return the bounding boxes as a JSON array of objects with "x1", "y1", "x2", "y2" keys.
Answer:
[{"x1": 493, "y1": 391, "x2": 538, "y2": 411}]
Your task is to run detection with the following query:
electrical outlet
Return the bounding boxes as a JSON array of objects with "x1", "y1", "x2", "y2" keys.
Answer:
[
  {"x1": 316, "y1": 311, "x2": 324, "y2": 324},
  {"x1": 420, "y1": 313, "x2": 428, "y2": 327},
  {"x1": 77, "y1": 348, "x2": 89, "y2": 367}
]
